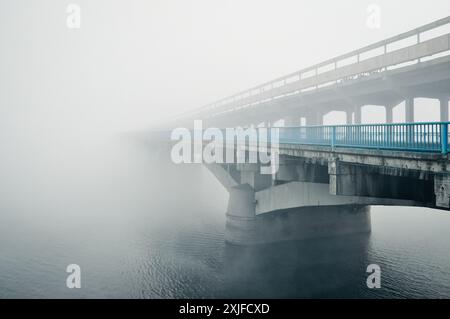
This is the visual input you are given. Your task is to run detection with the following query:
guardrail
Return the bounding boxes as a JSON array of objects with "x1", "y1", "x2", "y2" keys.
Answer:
[
  {"x1": 176, "y1": 16, "x2": 450, "y2": 121},
  {"x1": 277, "y1": 122, "x2": 450, "y2": 154}
]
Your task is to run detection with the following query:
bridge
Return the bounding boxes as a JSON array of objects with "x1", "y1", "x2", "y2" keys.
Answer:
[{"x1": 162, "y1": 17, "x2": 450, "y2": 245}]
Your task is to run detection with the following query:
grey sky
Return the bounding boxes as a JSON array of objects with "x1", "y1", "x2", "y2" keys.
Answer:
[{"x1": 1, "y1": 0, "x2": 449, "y2": 132}]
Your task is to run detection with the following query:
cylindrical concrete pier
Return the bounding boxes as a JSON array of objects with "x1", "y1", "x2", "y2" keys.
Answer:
[{"x1": 225, "y1": 205, "x2": 371, "y2": 245}]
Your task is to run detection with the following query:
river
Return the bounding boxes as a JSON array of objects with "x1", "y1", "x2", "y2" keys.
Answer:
[{"x1": 0, "y1": 135, "x2": 449, "y2": 298}]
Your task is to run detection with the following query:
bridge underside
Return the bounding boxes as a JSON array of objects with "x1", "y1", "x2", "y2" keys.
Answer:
[
  {"x1": 201, "y1": 56, "x2": 450, "y2": 128},
  {"x1": 206, "y1": 145, "x2": 450, "y2": 245}
]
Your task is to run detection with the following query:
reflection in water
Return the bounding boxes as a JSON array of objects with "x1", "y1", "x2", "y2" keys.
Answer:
[
  {"x1": 0, "y1": 135, "x2": 450, "y2": 298},
  {"x1": 222, "y1": 234, "x2": 371, "y2": 298}
]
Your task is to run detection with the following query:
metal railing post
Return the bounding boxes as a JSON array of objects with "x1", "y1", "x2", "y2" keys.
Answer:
[
  {"x1": 441, "y1": 123, "x2": 448, "y2": 154},
  {"x1": 331, "y1": 126, "x2": 336, "y2": 150},
  {"x1": 407, "y1": 123, "x2": 414, "y2": 148},
  {"x1": 386, "y1": 124, "x2": 391, "y2": 147}
]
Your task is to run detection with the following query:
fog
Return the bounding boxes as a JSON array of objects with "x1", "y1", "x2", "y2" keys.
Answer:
[
  {"x1": 1, "y1": 1, "x2": 450, "y2": 133},
  {"x1": 1, "y1": 0, "x2": 448, "y2": 212},
  {"x1": 1, "y1": 0, "x2": 450, "y2": 298}
]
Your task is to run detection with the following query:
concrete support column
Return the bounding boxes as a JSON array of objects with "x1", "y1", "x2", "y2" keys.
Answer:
[
  {"x1": 354, "y1": 106, "x2": 362, "y2": 124},
  {"x1": 435, "y1": 173, "x2": 450, "y2": 208},
  {"x1": 405, "y1": 97, "x2": 415, "y2": 123},
  {"x1": 305, "y1": 113, "x2": 313, "y2": 126},
  {"x1": 329, "y1": 159, "x2": 356, "y2": 196},
  {"x1": 225, "y1": 184, "x2": 257, "y2": 245},
  {"x1": 346, "y1": 110, "x2": 353, "y2": 124},
  {"x1": 440, "y1": 98, "x2": 449, "y2": 122},
  {"x1": 317, "y1": 112, "x2": 323, "y2": 126},
  {"x1": 300, "y1": 117, "x2": 306, "y2": 126},
  {"x1": 405, "y1": 98, "x2": 415, "y2": 146},
  {"x1": 385, "y1": 105, "x2": 394, "y2": 124},
  {"x1": 226, "y1": 184, "x2": 255, "y2": 219}
]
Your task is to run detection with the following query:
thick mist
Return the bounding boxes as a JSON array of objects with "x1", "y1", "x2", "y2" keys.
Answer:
[
  {"x1": 1, "y1": 0, "x2": 450, "y2": 132},
  {"x1": 1, "y1": 1, "x2": 450, "y2": 298},
  {"x1": 1, "y1": 0, "x2": 449, "y2": 206}
]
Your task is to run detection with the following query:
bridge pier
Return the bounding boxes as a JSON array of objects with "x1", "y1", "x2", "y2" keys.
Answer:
[
  {"x1": 190, "y1": 117, "x2": 450, "y2": 245},
  {"x1": 405, "y1": 97, "x2": 415, "y2": 122},
  {"x1": 207, "y1": 159, "x2": 374, "y2": 246},
  {"x1": 225, "y1": 184, "x2": 259, "y2": 244},
  {"x1": 226, "y1": 205, "x2": 371, "y2": 245},
  {"x1": 435, "y1": 173, "x2": 450, "y2": 208},
  {"x1": 346, "y1": 110, "x2": 353, "y2": 124},
  {"x1": 385, "y1": 105, "x2": 394, "y2": 124},
  {"x1": 440, "y1": 98, "x2": 449, "y2": 122},
  {"x1": 354, "y1": 106, "x2": 362, "y2": 124}
]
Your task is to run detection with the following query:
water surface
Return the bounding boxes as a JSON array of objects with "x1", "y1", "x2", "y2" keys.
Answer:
[{"x1": 0, "y1": 136, "x2": 449, "y2": 298}]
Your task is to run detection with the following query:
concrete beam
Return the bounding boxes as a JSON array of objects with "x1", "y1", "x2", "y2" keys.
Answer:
[
  {"x1": 296, "y1": 161, "x2": 329, "y2": 184},
  {"x1": 405, "y1": 97, "x2": 415, "y2": 122},
  {"x1": 229, "y1": 140, "x2": 450, "y2": 174},
  {"x1": 255, "y1": 181, "x2": 420, "y2": 215},
  {"x1": 328, "y1": 159, "x2": 434, "y2": 203}
]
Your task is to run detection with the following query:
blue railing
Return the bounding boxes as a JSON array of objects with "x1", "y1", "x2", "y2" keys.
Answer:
[{"x1": 276, "y1": 122, "x2": 450, "y2": 154}]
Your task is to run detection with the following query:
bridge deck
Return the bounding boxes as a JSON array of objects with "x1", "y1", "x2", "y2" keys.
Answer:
[{"x1": 175, "y1": 16, "x2": 450, "y2": 123}]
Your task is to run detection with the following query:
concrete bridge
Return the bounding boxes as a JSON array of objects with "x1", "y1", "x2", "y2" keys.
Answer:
[{"x1": 163, "y1": 17, "x2": 450, "y2": 245}]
